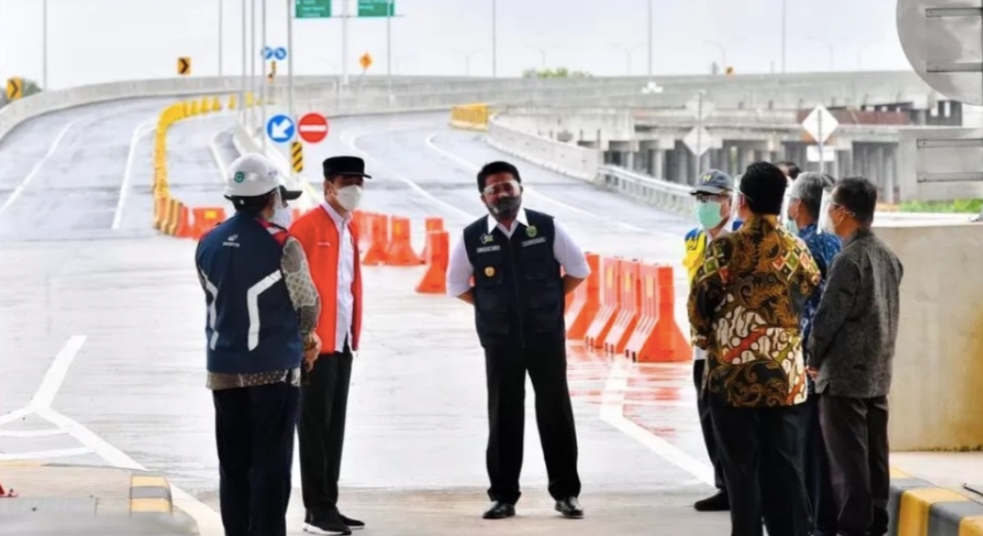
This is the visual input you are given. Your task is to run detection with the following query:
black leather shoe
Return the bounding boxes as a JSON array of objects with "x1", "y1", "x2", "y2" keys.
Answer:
[
  {"x1": 555, "y1": 497, "x2": 584, "y2": 518},
  {"x1": 482, "y1": 501, "x2": 515, "y2": 519},
  {"x1": 304, "y1": 513, "x2": 352, "y2": 535},
  {"x1": 339, "y1": 513, "x2": 364, "y2": 530},
  {"x1": 694, "y1": 490, "x2": 729, "y2": 512}
]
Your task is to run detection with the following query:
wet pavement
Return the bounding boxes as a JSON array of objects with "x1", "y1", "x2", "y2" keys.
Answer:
[{"x1": 0, "y1": 103, "x2": 731, "y2": 534}]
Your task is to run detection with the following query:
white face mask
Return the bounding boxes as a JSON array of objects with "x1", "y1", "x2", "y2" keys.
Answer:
[{"x1": 335, "y1": 185, "x2": 363, "y2": 211}]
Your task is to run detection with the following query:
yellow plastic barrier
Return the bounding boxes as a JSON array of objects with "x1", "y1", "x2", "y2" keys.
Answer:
[{"x1": 449, "y1": 103, "x2": 489, "y2": 131}]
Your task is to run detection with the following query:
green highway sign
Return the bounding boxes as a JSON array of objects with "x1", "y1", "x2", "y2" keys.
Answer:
[
  {"x1": 295, "y1": 0, "x2": 331, "y2": 18},
  {"x1": 358, "y1": 0, "x2": 394, "y2": 17}
]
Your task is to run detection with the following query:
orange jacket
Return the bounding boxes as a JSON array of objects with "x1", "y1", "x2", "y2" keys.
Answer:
[{"x1": 289, "y1": 206, "x2": 363, "y2": 353}]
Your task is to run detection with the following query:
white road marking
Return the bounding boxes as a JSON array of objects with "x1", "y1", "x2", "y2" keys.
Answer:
[
  {"x1": 0, "y1": 428, "x2": 67, "y2": 438},
  {"x1": 0, "y1": 121, "x2": 77, "y2": 218},
  {"x1": 0, "y1": 447, "x2": 93, "y2": 461},
  {"x1": 0, "y1": 336, "x2": 225, "y2": 535},
  {"x1": 344, "y1": 127, "x2": 473, "y2": 220},
  {"x1": 113, "y1": 116, "x2": 159, "y2": 230},
  {"x1": 598, "y1": 356, "x2": 715, "y2": 486},
  {"x1": 423, "y1": 132, "x2": 646, "y2": 232}
]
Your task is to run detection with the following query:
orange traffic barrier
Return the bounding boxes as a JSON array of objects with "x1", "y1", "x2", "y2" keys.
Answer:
[
  {"x1": 385, "y1": 216, "x2": 423, "y2": 266},
  {"x1": 175, "y1": 204, "x2": 193, "y2": 238},
  {"x1": 362, "y1": 214, "x2": 390, "y2": 265},
  {"x1": 419, "y1": 217, "x2": 444, "y2": 263},
  {"x1": 602, "y1": 259, "x2": 642, "y2": 355},
  {"x1": 565, "y1": 252, "x2": 600, "y2": 340},
  {"x1": 583, "y1": 257, "x2": 622, "y2": 349},
  {"x1": 191, "y1": 207, "x2": 227, "y2": 239},
  {"x1": 352, "y1": 210, "x2": 369, "y2": 247},
  {"x1": 625, "y1": 265, "x2": 692, "y2": 363},
  {"x1": 416, "y1": 230, "x2": 449, "y2": 294}
]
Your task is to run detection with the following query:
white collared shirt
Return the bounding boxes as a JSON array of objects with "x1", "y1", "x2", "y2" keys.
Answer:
[
  {"x1": 446, "y1": 208, "x2": 591, "y2": 297},
  {"x1": 322, "y1": 202, "x2": 356, "y2": 352}
]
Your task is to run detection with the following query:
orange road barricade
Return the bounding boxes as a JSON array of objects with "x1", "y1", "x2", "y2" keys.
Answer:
[
  {"x1": 564, "y1": 252, "x2": 600, "y2": 340},
  {"x1": 419, "y1": 217, "x2": 444, "y2": 263},
  {"x1": 416, "y1": 230, "x2": 449, "y2": 294},
  {"x1": 361, "y1": 214, "x2": 390, "y2": 266},
  {"x1": 602, "y1": 259, "x2": 642, "y2": 355},
  {"x1": 355, "y1": 211, "x2": 375, "y2": 251},
  {"x1": 625, "y1": 264, "x2": 692, "y2": 363},
  {"x1": 191, "y1": 207, "x2": 227, "y2": 239},
  {"x1": 385, "y1": 216, "x2": 423, "y2": 266},
  {"x1": 583, "y1": 257, "x2": 622, "y2": 349}
]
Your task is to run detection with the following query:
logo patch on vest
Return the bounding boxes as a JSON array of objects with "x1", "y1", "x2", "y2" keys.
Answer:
[
  {"x1": 521, "y1": 237, "x2": 547, "y2": 247},
  {"x1": 476, "y1": 245, "x2": 501, "y2": 253},
  {"x1": 525, "y1": 225, "x2": 538, "y2": 238},
  {"x1": 484, "y1": 266, "x2": 496, "y2": 277},
  {"x1": 480, "y1": 233, "x2": 495, "y2": 245}
]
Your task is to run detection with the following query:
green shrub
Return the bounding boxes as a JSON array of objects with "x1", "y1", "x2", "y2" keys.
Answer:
[{"x1": 898, "y1": 199, "x2": 983, "y2": 213}]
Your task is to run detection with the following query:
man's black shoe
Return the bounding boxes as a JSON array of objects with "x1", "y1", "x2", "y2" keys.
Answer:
[
  {"x1": 339, "y1": 513, "x2": 364, "y2": 530},
  {"x1": 303, "y1": 514, "x2": 352, "y2": 535},
  {"x1": 555, "y1": 497, "x2": 584, "y2": 518},
  {"x1": 694, "y1": 490, "x2": 729, "y2": 512},
  {"x1": 482, "y1": 501, "x2": 515, "y2": 519}
]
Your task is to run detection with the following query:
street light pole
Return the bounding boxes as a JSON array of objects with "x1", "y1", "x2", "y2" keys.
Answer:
[
  {"x1": 240, "y1": 0, "x2": 246, "y2": 122},
  {"x1": 42, "y1": 0, "x2": 48, "y2": 89},
  {"x1": 647, "y1": 0, "x2": 653, "y2": 79},
  {"x1": 287, "y1": 0, "x2": 294, "y2": 127},
  {"x1": 261, "y1": 0, "x2": 267, "y2": 151},
  {"x1": 218, "y1": 0, "x2": 224, "y2": 76},
  {"x1": 341, "y1": 0, "x2": 349, "y2": 87},
  {"x1": 781, "y1": 0, "x2": 786, "y2": 74},
  {"x1": 386, "y1": 0, "x2": 393, "y2": 101},
  {"x1": 250, "y1": 0, "x2": 256, "y2": 130},
  {"x1": 491, "y1": 0, "x2": 497, "y2": 77}
]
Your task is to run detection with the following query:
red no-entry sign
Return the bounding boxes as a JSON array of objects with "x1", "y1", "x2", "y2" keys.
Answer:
[{"x1": 297, "y1": 113, "x2": 329, "y2": 143}]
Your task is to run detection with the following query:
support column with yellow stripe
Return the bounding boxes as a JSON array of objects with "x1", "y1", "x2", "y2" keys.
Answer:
[{"x1": 291, "y1": 141, "x2": 303, "y2": 174}]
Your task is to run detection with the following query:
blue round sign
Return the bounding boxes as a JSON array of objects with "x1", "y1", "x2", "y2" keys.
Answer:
[
  {"x1": 261, "y1": 46, "x2": 274, "y2": 60},
  {"x1": 266, "y1": 114, "x2": 295, "y2": 144},
  {"x1": 274, "y1": 47, "x2": 288, "y2": 61}
]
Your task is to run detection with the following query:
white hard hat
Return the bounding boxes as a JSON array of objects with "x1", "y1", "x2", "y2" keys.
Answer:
[{"x1": 225, "y1": 153, "x2": 280, "y2": 198}]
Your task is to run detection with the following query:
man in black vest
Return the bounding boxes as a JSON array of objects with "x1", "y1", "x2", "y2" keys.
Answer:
[{"x1": 446, "y1": 160, "x2": 591, "y2": 520}]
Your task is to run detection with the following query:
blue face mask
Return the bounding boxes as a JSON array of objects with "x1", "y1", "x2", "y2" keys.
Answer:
[{"x1": 695, "y1": 201, "x2": 724, "y2": 229}]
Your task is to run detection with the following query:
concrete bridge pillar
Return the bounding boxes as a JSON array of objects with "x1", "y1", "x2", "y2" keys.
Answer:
[{"x1": 884, "y1": 145, "x2": 898, "y2": 204}]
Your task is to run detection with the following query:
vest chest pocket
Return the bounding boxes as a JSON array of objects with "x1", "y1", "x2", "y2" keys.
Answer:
[{"x1": 519, "y1": 239, "x2": 557, "y2": 282}]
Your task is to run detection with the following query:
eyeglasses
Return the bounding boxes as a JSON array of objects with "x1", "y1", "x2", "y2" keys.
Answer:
[{"x1": 483, "y1": 180, "x2": 519, "y2": 197}]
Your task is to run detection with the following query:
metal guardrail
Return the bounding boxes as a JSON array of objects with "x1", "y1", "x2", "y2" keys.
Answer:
[{"x1": 597, "y1": 165, "x2": 694, "y2": 216}]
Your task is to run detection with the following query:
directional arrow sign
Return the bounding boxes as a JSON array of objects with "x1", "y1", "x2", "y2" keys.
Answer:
[
  {"x1": 177, "y1": 57, "x2": 191, "y2": 76},
  {"x1": 266, "y1": 114, "x2": 296, "y2": 143},
  {"x1": 298, "y1": 113, "x2": 329, "y2": 143},
  {"x1": 262, "y1": 46, "x2": 274, "y2": 60},
  {"x1": 274, "y1": 47, "x2": 288, "y2": 61}
]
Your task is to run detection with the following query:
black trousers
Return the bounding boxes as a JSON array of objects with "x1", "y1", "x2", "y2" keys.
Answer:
[
  {"x1": 709, "y1": 397, "x2": 810, "y2": 536},
  {"x1": 484, "y1": 340, "x2": 581, "y2": 504},
  {"x1": 692, "y1": 359, "x2": 726, "y2": 491},
  {"x1": 819, "y1": 394, "x2": 890, "y2": 536},
  {"x1": 799, "y1": 394, "x2": 837, "y2": 536},
  {"x1": 298, "y1": 344, "x2": 353, "y2": 518},
  {"x1": 213, "y1": 381, "x2": 300, "y2": 536}
]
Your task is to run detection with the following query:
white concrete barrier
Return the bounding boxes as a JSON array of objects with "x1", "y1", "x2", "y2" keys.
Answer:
[{"x1": 485, "y1": 113, "x2": 601, "y2": 182}]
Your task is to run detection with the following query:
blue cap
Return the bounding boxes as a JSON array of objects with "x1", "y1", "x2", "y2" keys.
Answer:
[{"x1": 691, "y1": 169, "x2": 734, "y2": 195}]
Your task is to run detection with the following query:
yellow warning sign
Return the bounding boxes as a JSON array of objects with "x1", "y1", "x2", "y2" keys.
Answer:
[
  {"x1": 359, "y1": 52, "x2": 373, "y2": 70},
  {"x1": 177, "y1": 57, "x2": 191, "y2": 76},
  {"x1": 291, "y1": 141, "x2": 303, "y2": 173},
  {"x1": 6, "y1": 78, "x2": 22, "y2": 100}
]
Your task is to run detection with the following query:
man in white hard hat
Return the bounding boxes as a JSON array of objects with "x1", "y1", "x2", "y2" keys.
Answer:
[{"x1": 194, "y1": 153, "x2": 322, "y2": 536}]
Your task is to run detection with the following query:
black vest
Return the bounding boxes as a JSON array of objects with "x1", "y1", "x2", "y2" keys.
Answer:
[{"x1": 463, "y1": 209, "x2": 566, "y2": 348}]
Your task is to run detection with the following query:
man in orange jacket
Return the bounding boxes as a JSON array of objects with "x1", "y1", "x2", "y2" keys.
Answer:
[{"x1": 289, "y1": 156, "x2": 369, "y2": 536}]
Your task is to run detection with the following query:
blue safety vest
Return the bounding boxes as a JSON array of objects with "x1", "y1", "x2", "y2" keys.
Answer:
[{"x1": 194, "y1": 212, "x2": 302, "y2": 375}]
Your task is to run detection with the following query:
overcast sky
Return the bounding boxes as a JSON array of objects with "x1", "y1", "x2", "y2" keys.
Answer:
[{"x1": 0, "y1": 0, "x2": 913, "y2": 89}]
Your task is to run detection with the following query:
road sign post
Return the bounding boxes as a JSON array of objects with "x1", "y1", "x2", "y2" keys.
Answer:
[
  {"x1": 298, "y1": 113, "x2": 329, "y2": 143},
  {"x1": 294, "y1": 0, "x2": 331, "y2": 18},
  {"x1": 801, "y1": 105, "x2": 839, "y2": 174},
  {"x1": 291, "y1": 141, "x2": 304, "y2": 174},
  {"x1": 266, "y1": 114, "x2": 296, "y2": 144},
  {"x1": 177, "y1": 57, "x2": 191, "y2": 76}
]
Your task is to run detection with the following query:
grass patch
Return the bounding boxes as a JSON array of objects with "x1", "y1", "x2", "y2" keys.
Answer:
[{"x1": 898, "y1": 199, "x2": 983, "y2": 213}]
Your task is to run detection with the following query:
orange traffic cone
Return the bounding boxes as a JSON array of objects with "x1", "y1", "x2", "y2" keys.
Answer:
[
  {"x1": 416, "y1": 230, "x2": 449, "y2": 294},
  {"x1": 419, "y1": 217, "x2": 444, "y2": 264},
  {"x1": 385, "y1": 216, "x2": 423, "y2": 266},
  {"x1": 362, "y1": 214, "x2": 390, "y2": 266}
]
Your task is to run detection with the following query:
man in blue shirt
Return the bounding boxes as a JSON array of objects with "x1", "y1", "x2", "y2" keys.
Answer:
[
  {"x1": 195, "y1": 153, "x2": 322, "y2": 536},
  {"x1": 785, "y1": 171, "x2": 842, "y2": 536}
]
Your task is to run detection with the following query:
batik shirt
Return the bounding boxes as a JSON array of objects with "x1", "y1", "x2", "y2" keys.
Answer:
[
  {"x1": 797, "y1": 222, "x2": 842, "y2": 393},
  {"x1": 687, "y1": 215, "x2": 821, "y2": 408}
]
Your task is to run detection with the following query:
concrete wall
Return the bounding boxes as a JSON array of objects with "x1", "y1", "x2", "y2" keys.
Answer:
[
  {"x1": 878, "y1": 222, "x2": 983, "y2": 451},
  {"x1": 485, "y1": 114, "x2": 601, "y2": 181}
]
